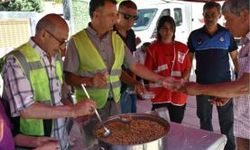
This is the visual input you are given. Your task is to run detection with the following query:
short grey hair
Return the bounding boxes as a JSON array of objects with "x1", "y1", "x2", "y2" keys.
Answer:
[{"x1": 222, "y1": 0, "x2": 249, "y2": 16}]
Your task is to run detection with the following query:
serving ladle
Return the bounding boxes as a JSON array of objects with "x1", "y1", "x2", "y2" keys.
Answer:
[{"x1": 80, "y1": 84, "x2": 111, "y2": 137}]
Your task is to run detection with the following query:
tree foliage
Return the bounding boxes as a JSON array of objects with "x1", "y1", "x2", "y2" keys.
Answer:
[{"x1": 0, "y1": 0, "x2": 43, "y2": 12}]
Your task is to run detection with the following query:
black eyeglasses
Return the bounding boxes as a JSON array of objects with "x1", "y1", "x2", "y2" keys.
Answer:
[
  {"x1": 45, "y1": 29, "x2": 68, "y2": 47},
  {"x1": 119, "y1": 11, "x2": 139, "y2": 21}
]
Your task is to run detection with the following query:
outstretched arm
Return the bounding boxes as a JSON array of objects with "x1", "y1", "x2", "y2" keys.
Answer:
[
  {"x1": 15, "y1": 134, "x2": 59, "y2": 149},
  {"x1": 20, "y1": 99, "x2": 96, "y2": 119},
  {"x1": 185, "y1": 72, "x2": 250, "y2": 98},
  {"x1": 129, "y1": 63, "x2": 165, "y2": 83}
]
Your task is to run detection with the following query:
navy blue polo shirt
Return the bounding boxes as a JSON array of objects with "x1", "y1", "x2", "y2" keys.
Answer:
[{"x1": 187, "y1": 24, "x2": 238, "y2": 84}]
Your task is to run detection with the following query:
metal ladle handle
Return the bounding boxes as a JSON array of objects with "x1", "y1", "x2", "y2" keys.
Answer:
[
  {"x1": 80, "y1": 84, "x2": 105, "y2": 122},
  {"x1": 94, "y1": 108, "x2": 103, "y2": 123},
  {"x1": 81, "y1": 83, "x2": 99, "y2": 116},
  {"x1": 80, "y1": 84, "x2": 110, "y2": 136},
  {"x1": 94, "y1": 108, "x2": 110, "y2": 134},
  {"x1": 81, "y1": 84, "x2": 90, "y2": 99},
  {"x1": 81, "y1": 84, "x2": 101, "y2": 120}
]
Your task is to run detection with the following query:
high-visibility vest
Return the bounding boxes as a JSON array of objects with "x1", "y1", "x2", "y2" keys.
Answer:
[
  {"x1": 8, "y1": 43, "x2": 63, "y2": 136},
  {"x1": 72, "y1": 30, "x2": 124, "y2": 108}
]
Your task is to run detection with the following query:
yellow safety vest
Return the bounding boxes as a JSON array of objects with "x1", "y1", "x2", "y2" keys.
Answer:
[
  {"x1": 9, "y1": 43, "x2": 63, "y2": 136},
  {"x1": 73, "y1": 30, "x2": 124, "y2": 108}
]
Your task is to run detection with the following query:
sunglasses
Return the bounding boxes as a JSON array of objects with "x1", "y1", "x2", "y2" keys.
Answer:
[
  {"x1": 119, "y1": 11, "x2": 139, "y2": 21},
  {"x1": 45, "y1": 29, "x2": 68, "y2": 47}
]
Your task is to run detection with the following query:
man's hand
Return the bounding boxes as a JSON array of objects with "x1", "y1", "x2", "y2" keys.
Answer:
[
  {"x1": 73, "y1": 99, "x2": 96, "y2": 117},
  {"x1": 134, "y1": 83, "x2": 146, "y2": 95},
  {"x1": 183, "y1": 82, "x2": 203, "y2": 95},
  {"x1": 92, "y1": 72, "x2": 108, "y2": 88},
  {"x1": 34, "y1": 137, "x2": 59, "y2": 150},
  {"x1": 34, "y1": 141, "x2": 59, "y2": 150},
  {"x1": 162, "y1": 77, "x2": 185, "y2": 91},
  {"x1": 209, "y1": 97, "x2": 231, "y2": 106}
]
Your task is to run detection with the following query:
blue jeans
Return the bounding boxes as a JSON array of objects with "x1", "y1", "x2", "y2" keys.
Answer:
[
  {"x1": 196, "y1": 95, "x2": 235, "y2": 150},
  {"x1": 120, "y1": 89, "x2": 137, "y2": 113}
]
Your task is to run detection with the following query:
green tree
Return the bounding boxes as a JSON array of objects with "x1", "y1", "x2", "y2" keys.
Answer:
[{"x1": 0, "y1": 0, "x2": 43, "y2": 12}]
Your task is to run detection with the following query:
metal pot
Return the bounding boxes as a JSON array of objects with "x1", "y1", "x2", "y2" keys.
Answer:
[{"x1": 95, "y1": 113, "x2": 170, "y2": 150}]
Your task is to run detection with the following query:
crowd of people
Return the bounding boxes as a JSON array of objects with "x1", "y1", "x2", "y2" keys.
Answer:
[{"x1": 0, "y1": 0, "x2": 249, "y2": 150}]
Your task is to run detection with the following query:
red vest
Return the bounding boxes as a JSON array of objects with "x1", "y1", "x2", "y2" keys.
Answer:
[{"x1": 144, "y1": 41, "x2": 191, "y2": 105}]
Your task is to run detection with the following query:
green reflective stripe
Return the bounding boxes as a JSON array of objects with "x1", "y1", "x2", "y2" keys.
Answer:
[
  {"x1": 110, "y1": 80, "x2": 121, "y2": 88},
  {"x1": 11, "y1": 50, "x2": 30, "y2": 79},
  {"x1": 29, "y1": 61, "x2": 43, "y2": 70},
  {"x1": 112, "y1": 87, "x2": 121, "y2": 102},
  {"x1": 87, "y1": 81, "x2": 121, "y2": 90},
  {"x1": 12, "y1": 50, "x2": 46, "y2": 83},
  {"x1": 79, "y1": 69, "x2": 107, "y2": 77},
  {"x1": 79, "y1": 69, "x2": 121, "y2": 77},
  {"x1": 110, "y1": 69, "x2": 121, "y2": 76},
  {"x1": 109, "y1": 74, "x2": 120, "y2": 86}
]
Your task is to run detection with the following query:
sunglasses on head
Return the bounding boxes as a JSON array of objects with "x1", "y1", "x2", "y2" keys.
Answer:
[{"x1": 119, "y1": 12, "x2": 139, "y2": 21}]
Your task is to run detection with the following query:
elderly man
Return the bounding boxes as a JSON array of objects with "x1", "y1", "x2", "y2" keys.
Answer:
[
  {"x1": 64, "y1": 0, "x2": 169, "y2": 148},
  {"x1": 2, "y1": 14, "x2": 96, "y2": 150},
  {"x1": 184, "y1": 0, "x2": 250, "y2": 149}
]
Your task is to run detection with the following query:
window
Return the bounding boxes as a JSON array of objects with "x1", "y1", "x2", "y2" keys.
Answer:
[
  {"x1": 160, "y1": 9, "x2": 170, "y2": 17},
  {"x1": 133, "y1": 8, "x2": 157, "y2": 31},
  {"x1": 174, "y1": 8, "x2": 183, "y2": 26}
]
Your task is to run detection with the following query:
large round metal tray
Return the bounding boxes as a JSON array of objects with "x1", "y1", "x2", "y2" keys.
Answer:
[{"x1": 95, "y1": 113, "x2": 170, "y2": 145}]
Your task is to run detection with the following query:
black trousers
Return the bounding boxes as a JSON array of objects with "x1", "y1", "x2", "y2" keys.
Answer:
[
  {"x1": 152, "y1": 103, "x2": 186, "y2": 123},
  {"x1": 196, "y1": 95, "x2": 235, "y2": 150}
]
